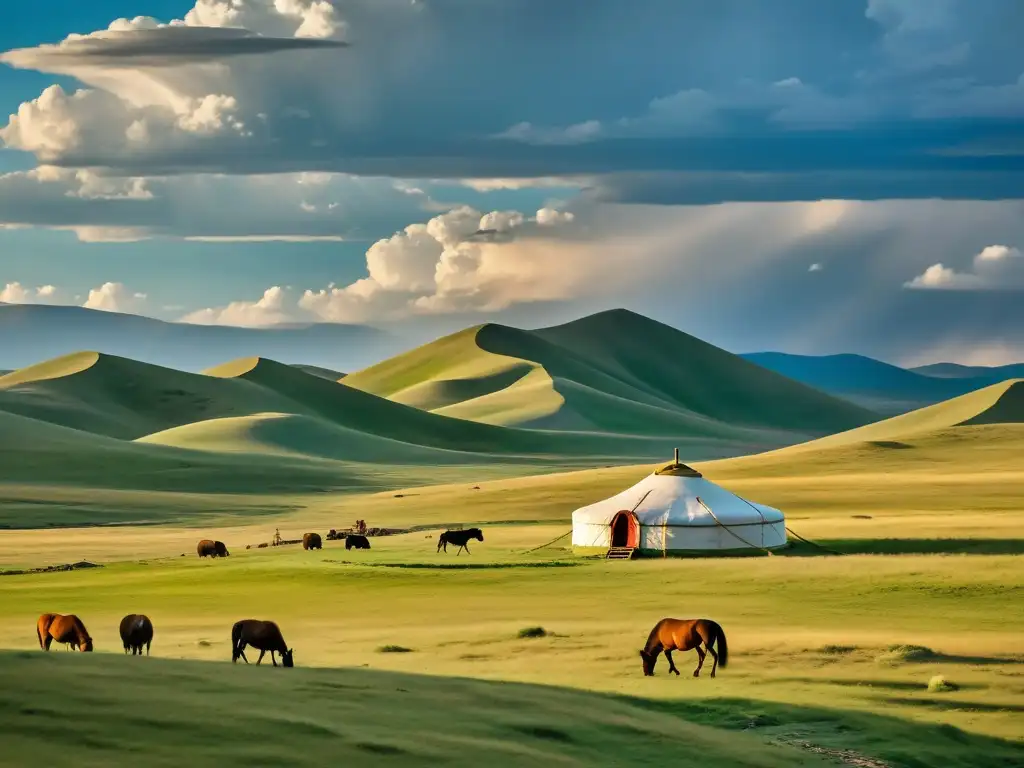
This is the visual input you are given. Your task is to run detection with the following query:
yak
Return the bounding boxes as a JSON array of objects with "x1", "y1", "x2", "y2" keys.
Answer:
[
  {"x1": 302, "y1": 532, "x2": 322, "y2": 550},
  {"x1": 345, "y1": 534, "x2": 371, "y2": 550},
  {"x1": 197, "y1": 539, "x2": 230, "y2": 558}
]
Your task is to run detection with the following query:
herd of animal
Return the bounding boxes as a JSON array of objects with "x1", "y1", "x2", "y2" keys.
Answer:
[
  {"x1": 35, "y1": 613, "x2": 295, "y2": 667},
  {"x1": 36, "y1": 527, "x2": 729, "y2": 677}
]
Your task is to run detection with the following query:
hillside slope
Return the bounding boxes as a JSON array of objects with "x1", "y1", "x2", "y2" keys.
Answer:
[{"x1": 345, "y1": 309, "x2": 875, "y2": 437}]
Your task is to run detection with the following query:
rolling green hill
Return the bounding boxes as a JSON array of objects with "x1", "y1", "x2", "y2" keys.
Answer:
[{"x1": 344, "y1": 309, "x2": 875, "y2": 437}]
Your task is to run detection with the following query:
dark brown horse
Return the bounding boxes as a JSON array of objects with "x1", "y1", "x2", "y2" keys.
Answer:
[
  {"x1": 231, "y1": 620, "x2": 293, "y2": 667},
  {"x1": 437, "y1": 528, "x2": 483, "y2": 555},
  {"x1": 119, "y1": 614, "x2": 154, "y2": 656},
  {"x1": 302, "y1": 532, "x2": 322, "y2": 550},
  {"x1": 639, "y1": 618, "x2": 728, "y2": 678},
  {"x1": 37, "y1": 613, "x2": 93, "y2": 652},
  {"x1": 197, "y1": 539, "x2": 229, "y2": 557}
]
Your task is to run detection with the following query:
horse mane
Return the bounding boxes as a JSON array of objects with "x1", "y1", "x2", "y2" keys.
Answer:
[{"x1": 642, "y1": 619, "x2": 665, "y2": 654}]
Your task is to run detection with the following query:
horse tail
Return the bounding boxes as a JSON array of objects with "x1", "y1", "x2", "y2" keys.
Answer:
[
  {"x1": 231, "y1": 621, "x2": 242, "y2": 659},
  {"x1": 715, "y1": 623, "x2": 729, "y2": 668}
]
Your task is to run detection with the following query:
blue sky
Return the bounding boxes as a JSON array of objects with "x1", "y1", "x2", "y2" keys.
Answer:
[{"x1": 2, "y1": 0, "x2": 1023, "y2": 364}]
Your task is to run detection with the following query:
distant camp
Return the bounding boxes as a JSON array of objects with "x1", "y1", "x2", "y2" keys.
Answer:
[
  {"x1": 572, "y1": 451, "x2": 786, "y2": 558},
  {"x1": 119, "y1": 614, "x2": 154, "y2": 656},
  {"x1": 232, "y1": 619, "x2": 294, "y2": 667},
  {"x1": 197, "y1": 539, "x2": 230, "y2": 558},
  {"x1": 37, "y1": 613, "x2": 93, "y2": 652}
]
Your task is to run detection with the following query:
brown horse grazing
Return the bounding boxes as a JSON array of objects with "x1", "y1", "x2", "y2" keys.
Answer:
[
  {"x1": 302, "y1": 532, "x2": 322, "y2": 550},
  {"x1": 231, "y1": 620, "x2": 293, "y2": 667},
  {"x1": 37, "y1": 613, "x2": 93, "y2": 652},
  {"x1": 197, "y1": 539, "x2": 229, "y2": 557},
  {"x1": 639, "y1": 618, "x2": 728, "y2": 678},
  {"x1": 119, "y1": 614, "x2": 154, "y2": 656}
]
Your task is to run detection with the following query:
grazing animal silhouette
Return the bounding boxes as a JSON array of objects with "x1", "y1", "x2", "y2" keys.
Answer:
[
  {"x1": 345, "y1": 534, "x2": 370, "y2": 550},
  {"x1": 437, "y1": 528, "x2": 483, "y2": 555},
  {"x1": 302, "y1": 532, "x2": 322, "y2": 550},
  {"x1": 197, "y1": 539, "x2": 229, "y2": 558},
  {"x1": 231, "y1": 620, "x2": 293, "y2": 667},
  {"x1": 37, "y1": 613, "x2": 93, "y2": 652},
  {"x1": 639, "y1": 618, "x2": 729, "y2": 678},
  {"x1": 119, "y1": 614, "x2": 154, "y2": 656}
]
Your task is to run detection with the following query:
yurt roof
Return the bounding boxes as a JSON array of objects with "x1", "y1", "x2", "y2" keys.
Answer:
[
  {"x1": 572, "y1": 471, "x2": 784, "y2": 528},
  {"x1": 654, "y1": 460, "x2": 702, "y2": 477}
]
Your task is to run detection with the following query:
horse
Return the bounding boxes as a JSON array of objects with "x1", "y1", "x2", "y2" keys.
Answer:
[
  {"x1": 231, "y1": 620, "x2": 293, "y2": 667},
  {"x1": 639, "y1": 618, "x2": 728, "y2": 678},
  {"x1": 302, "y1": 533, "x2": 322, "y2": 550},
  {"x1": 345, "y1": 534, "x2": 370, "y2": 550},
  {"x1": 197, "y1": 539, "x2": 230, "y2": 557},
  {"x1": 119, "y1": 614, "x2": 154, "y2": 656},
  {"x1": 36, "y1": 613, "x2": 93, "y2": 652},
  {"x1": 437, "y1": 528, "x2": 483, "y2": 555}
]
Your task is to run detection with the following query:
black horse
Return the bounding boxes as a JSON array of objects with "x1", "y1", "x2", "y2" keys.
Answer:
[{"x1": 437, "y1": 528, "x2": 484, "y2": 555}]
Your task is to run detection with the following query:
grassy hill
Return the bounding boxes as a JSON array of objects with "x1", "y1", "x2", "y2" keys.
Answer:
[
  {"x1": 741, "y1": 352, "x2": 1009, "y2": 415},
  {"x1": 344, "y1": 310, "x2": 875, "y2": 437},
  {"x1": 290, "y1": 363, "x2": 346, "y2": 380}
]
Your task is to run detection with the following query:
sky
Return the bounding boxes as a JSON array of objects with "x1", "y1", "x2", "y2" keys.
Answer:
[{"x1": 1, "y1": 0, "x2": 1023, "y2": 365}]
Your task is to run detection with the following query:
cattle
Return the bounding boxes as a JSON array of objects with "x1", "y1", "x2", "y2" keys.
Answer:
[
  {"x1": 197, "y1": 539, "x2": 230, "y2": 557},
  {"x1": 302, "y1": 532, "x2": 322, "y2": 550},
  {"x1": 345, "y1": 534, "x2": 371, "y2": 550},
  {"x1": 231, "y1": 620, "x2": 294, "y2": 667},
  {"x1": 119, "y1": 614, "x2": 154, "y2": 656}
]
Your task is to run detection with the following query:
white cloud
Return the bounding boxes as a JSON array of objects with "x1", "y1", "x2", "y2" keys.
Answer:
[
  {"x1": 905, "y1": 245, "x2": 1024, "y2": 290},
  {"x1": 180, "y1": 286, "x2": 294, "y2": 327},
  {"x1": 808, "y1": 263, "x2": 823, "y2": 272},
  {"x1": 82, "y1": 282, "x2": 148, "y2": 313},
  {"x1": 0, "y1": 282, "x2": 61, "y2": 304}
]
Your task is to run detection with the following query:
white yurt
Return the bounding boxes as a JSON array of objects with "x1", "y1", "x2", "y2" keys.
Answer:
[{"x1": 572, "y1": 451, "x2": 787, "y2": 554}]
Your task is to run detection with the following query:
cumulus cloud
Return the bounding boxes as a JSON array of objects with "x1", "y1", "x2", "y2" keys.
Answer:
[
  {"x1": 0, "y1": 0, "x2": 1020, "y2": 201},
  {"x1": 82, "y1": 282, "x2": 149, "y2": 313},
  {"x1": 0, "y1": 282, "x2": 60, "y2": 304},
  {"x1": 181, "y1": 286, "x2": 294, "y2": 327},
  {"x1": 905, "y1": 245, "x2": 1024, "y2": 290}
]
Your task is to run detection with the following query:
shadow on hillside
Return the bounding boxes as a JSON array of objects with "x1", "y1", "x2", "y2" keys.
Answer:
[
  {"x1": 620, "y1": 695, "x2": 1024, "y2": 768},
  {"x1": 779, "y1": 538, "x2": 1024, "y2": 557},
  {"x1": 877, "y1": 696, "x2": 1024, "y2": 713}
]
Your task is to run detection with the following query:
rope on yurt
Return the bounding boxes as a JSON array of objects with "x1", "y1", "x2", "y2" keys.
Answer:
[
  {"x1": 783, "y1": 526, "x2": 844, "y2": 556},
  {"x1": 695, "y1": 496, "x2": 775, "y2": 556},
  {"x1": 521, "y1": 529, "x2": 573, "y2": 554},
  {"x1": 734, "y1": 494, "x2": 844, "y2": 556}
]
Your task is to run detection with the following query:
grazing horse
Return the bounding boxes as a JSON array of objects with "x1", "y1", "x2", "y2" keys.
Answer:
[
  {"x1": 37, "y1": 613, "x2": 93, "y2": 652},
  {"x1": 437, "y1": 528, "x2": 483, "y2": 555},
  {"x1": 302, "y1": 532, "x2": 322, "y2": 550},
  {"x1": 119, "y1": 614, "x2": 154, "y2": 656},
  {"x1": 639, "y1": 618, "x2": 728, "y2": 678},
  {"x1": 231, "y1": 620, "x2": 294, "y2": 667},
  {"x1": 197, "y1": 539, "x2": 230, "y2": 558},
  {"x1": 345, "y1": 534, "x2": 370, "y2": 550}
]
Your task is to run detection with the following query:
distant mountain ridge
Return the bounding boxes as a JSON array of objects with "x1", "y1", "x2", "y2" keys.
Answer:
[
  {"x1": 0, "y1": 304, "x2": 392, "y2": 373},
  {"x1": 344, "y1": 308, "x2": 875, "y2": 439},
  {"x1": 742, "y1": 351, "x2": 1024, "y2": 415}
]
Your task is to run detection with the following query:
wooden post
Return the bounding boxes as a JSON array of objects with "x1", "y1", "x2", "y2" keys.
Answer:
[{"x1": 673, "y1": 447, "x2": 679, "y2": 465}]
